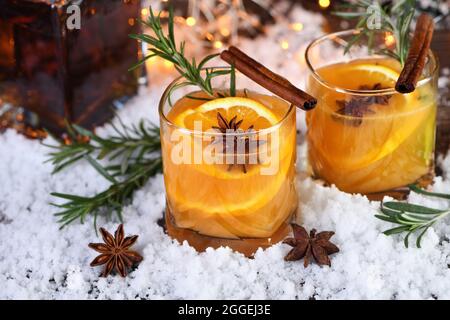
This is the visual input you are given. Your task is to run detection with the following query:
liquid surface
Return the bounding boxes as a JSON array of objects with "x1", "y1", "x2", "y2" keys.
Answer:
[
  {"x1": 162, "y1": 90, "x2": 297, "y2": 239},
  {"x1": 306, "y1": 58, "x2": 437, "y2": 194}
]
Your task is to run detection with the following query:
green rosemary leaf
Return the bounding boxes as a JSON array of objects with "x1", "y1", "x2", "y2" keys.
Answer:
[
  {"x1": 333, "y1": 12, "x2": 368, "y2": 18},
  {"x1": 53, "y1": 158, "x2": 162, "y2": 229},
  {"x1": 416, "y1": 224, "x2": 430, "y2": 248},
  {"x1": 404, "y1": 229, "x2": 413, "y2": 248},
  {"x1": 207, "y1": 69, "x2": 231, "y2": 78},
  {"x1": 132, "y1": 6, "x2": 233, "y2": 97},
  {"x1": 168, "y1": 6, "x2": 176, "y2": 48},
  {"x1": 84, "y1": 155, "x2": 117, "y2": 184},
  {"x1": 377, "y1": 185, "x2": 450, "y2": 248},
  {"x1": 46, "y1": 117, "x2": 162, "y2": 229},
  {"x1": 395, "y1": 216, "x2": 421, "y2": 226},
  {"x1": 50, "y1": 192, "x2": 91, "y2": 202},
  {"x1": 383, "y1": 225, "x2": 411, "y2": 236},
  {"x1": 120, "y1": 148, "x2": 134, "y2": 175},
  {"x1": 344, "y1": 31, "x2": 364, "y2": 55},
  {"x1": 198, "y1": 53, "x2": 220, "y2": 70},
  {"x1": 375, "y1": 214, "x2": 397, "y2": 223},
  {"x1": 400, "y1": 212, "x2": 433, "y2": 223},
  {"x1": 409, "y1": 185, "x2": 450, "y2": 200},
  {"x1": 185, "y1": 95, "x2": 213, "y2": 101},
  {"x1": 51, "y1": 153, "x2": 88, "y2": 174},
  {"x1": 230, "y1": 63, "x2": 236, "y2": 97},
  {"x1": 70, "y1": 124, "x2": 93, "y2": 138},
  {"x1": 64, "y1": 119, "x2": 77, "y2": 138},
  {"x1": 382, "y1": 202, "x2": 446, "y2": 215},
  {"x1": 380, "y1": 206, "x2": 400, "y2": 218},
  {"x1": 127, "y1": 53, "x2": 156, "y2": 72},
  {"x1": 335, "y1": 1, "x2": 416, "y2": 65}
]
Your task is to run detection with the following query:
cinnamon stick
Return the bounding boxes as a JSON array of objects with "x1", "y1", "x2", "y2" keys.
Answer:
[
  {"x1": 395, "y1": 14, "x2": 434, "y2": 94},
  {"x1": 229, "y1": 46, "x2": 294, "y2": 90},
  {"x1": 221, "y1": 48, "x2": 317, "y2": 110}
]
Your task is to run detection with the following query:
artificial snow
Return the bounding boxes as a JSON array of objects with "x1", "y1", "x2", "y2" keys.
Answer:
[{"x1": 1, "y1": 5, "x2": 450, "y2": 300}]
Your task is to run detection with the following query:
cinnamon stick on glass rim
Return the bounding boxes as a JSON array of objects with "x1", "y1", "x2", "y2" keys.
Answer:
[
  {"x1": 395, "y1": 13, "x2": 434, "y2": 94},
  {"x1": 221, "y1": 46, "x2": 317, "y2": 110}
]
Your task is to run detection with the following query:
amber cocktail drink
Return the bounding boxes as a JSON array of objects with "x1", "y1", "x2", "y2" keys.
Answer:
[
  {"x1": 159, "y1": 72, "x2": 297, "y2": 256},
  {"x1": 305, "y1": 30, "x2": 439, "y2": 197}
]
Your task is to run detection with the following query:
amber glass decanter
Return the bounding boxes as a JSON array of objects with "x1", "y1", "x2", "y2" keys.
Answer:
[{"x1": 0, "y1": 0, "x2": 141, "y2": 133}]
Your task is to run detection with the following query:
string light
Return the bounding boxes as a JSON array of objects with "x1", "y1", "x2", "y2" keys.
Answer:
[
  {"x1": 184, "y1": 0, "x2": 273, "y2": 45},
  {"x1": 290, "y1": 22, "x2": 303, "y2": 32},
  {"x1": 186, "y1": 16, "x2": 197, "y2": 27},
  {"x1": 318, "y1": 0, "x2": 331, "y2": 8},
  {"x1": 141, "y1": 0, "x2": 276, "y2": 49},
  {"x1": 141, "y1": 8, "x2": 149, "y2": 17},
  {"x1": 280, "y1": 40, "x2": 289, "y2": 50},
  {"x1": 220, "y1": 28, "x2": 231, "y2": 37},
  {"x1": 385, "y1": 33, "x2": 395, "y2": 46}
]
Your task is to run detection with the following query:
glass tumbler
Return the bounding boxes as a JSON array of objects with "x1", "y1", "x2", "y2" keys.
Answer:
[
  {"x1": 159, "y1": 69, "x2": 298, "y2": 256},
  {"x1": 305, "y1": 29, "x2": 439, "y2": 198}
]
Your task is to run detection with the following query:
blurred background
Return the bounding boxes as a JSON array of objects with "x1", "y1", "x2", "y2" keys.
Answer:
[{"x1": 0, "y1": 0, "x2": 449, "y2": 156}]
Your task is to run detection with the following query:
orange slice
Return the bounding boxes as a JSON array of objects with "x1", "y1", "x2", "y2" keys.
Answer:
[{"x1": 173, "y1": 97, "x2": 279, "y2": 131}]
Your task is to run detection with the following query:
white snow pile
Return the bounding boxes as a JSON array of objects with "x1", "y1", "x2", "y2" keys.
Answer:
[{"x1": 1, "y1": 6, "x2": 450, "y2": 300}]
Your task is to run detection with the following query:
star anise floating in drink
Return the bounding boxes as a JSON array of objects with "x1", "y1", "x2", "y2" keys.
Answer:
[
  {"x1": 212, "y1": 112, "x2": 263, "y2": 173},
  {"x1": 283, "y1": 224, "x2": 339, "y2": 267},
  {"x1": 88, "y1": 224, "x2": 143, "y2": 277},
  {"x1": 335, "y1": 83, "x2": 392, "y2": 127}
]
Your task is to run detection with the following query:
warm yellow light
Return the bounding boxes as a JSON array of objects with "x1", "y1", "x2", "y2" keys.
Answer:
[
  {"x1": 291, "y1": 22, "x2": 304, "y2": 32},
  {"x1": 319, "y1": 0, "x2": 331, "y2": 8},
  {"x1": 128, "y1": 18, "x2": 135, "y2": 26},
  {"x1": 280, "y1": 40, "x2": 289, "y2": 50},
  {"x1": 141, "y1": 8, "x2": 149, "y2": 17},
  {"x1": 385, "y1": 34, "x2": 395, "y2": 46},
  {"x1": 186, "y1": 16, "x2": 197, "y2": 27},
  {"x1": 220, "y1": 28, "x2": 230, "y2": 37},
  {"x1": 205, "y1": 32, "x2": 214, "y2": 41},
  {"x1": 213, "y1": 41, "x2": 223, "y2": 49}
]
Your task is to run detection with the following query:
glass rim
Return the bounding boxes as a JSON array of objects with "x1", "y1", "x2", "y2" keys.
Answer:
[
  {"x1": 158, "y1": 67, "x2": 296, "y2": 137},
  {"x1": 304, "y1": 29, "x2": 439, "y2": 96}
]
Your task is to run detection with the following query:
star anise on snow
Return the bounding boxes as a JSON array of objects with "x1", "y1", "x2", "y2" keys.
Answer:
[
  {"x1": 335, "y1": 83, "x2": 392, "y2": 127},
  {"x1": 212, "y1": 112, "x2": 263, "y2": 173},
  {"x1": 88, "y1": 224, "x2": 143, "y2": 277},
  {"x1": 283, "y1": 224, "x2": 339, "y2": 267}
]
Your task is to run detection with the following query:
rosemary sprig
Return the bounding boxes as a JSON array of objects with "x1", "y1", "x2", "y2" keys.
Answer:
[
  {"x1": 334, "y1": 0, "x2": 416, "y2": 65},
  {"x1": 376, "y1": 185, "x2": 450, "y2": 248},
  {"x1": 51, "y1": 156, "x2": 162, "y2": 231},
  {"x1": 45, "y1": 119, "x2": 161, "y2": 175},
  {"x1": 129, "y1": 6, "x2": 235, "y2": 97},
  {"x1": 45, "y1": 119, "x2": 162, "y2": 229}
]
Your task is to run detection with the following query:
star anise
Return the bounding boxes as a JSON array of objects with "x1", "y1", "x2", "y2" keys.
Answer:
[
  {"x1": 283, "y1": 224, "x2": 339, "y2": 267},
  {"x1": 88, "y1": 224, "x2": 143, "y2": 277},
  {"x1": 212, "y1": 112, "x2": 263, "y2": 173},
  {"x1": 335, "y1": 83, "x2": 392, "y2": 127}
]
